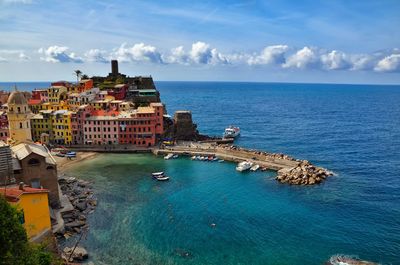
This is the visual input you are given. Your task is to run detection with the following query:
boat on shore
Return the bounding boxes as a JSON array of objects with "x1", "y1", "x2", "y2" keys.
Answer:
[
  {"x1": 223, "y1": 126, "x2": 240, "y2": 138},
  {"x1": 236, "y1": 161, "x2": 253, "y2": 172},
  {"x1": 250, "y1": 164, "x2": 260, "y2": 171}
]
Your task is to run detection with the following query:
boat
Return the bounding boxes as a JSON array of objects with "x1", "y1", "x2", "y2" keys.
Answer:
[
  {"x1": 66, "y1": 151, "x2": 76, "y2": 157},
  {"x1": 213, "y1": 157, "x2": 219, "y2": 161},
  {"x1": 223, "y1": 126, "x2": 240, "y2": 138},
  {"x1": 191, "y1": 156, "x2": 196, "y2": 160},
  {"x1": 152, "y1": 172, "x2": 164, "y2": 178},
  {"x1": 218, "y1": 159, "x2": 224, "y2": 163},
  {"x1": 236, "y1": 161, "x2": 253, "y2": 172},
  {"x1": 250, "y1": 164, "x2": 260, "y2": 171},
  {"x1": 199, "y1": 156, "x2": 205, "y2": 161},
  {"x1": 173, "y1": 154, "x2": 179, "y2": 159},
  {"x1": 151, "y1": 172, "x2": 170, "y2": 181},
  {"x1": 208, "y1": 156, "x2": 213, "y2": 161},
  {"x1": 164, "y1": 153, "x2": 174, "y2": 160},
  {"x1": 156, "y1": 175, "x2": 170, "y2": 181}
]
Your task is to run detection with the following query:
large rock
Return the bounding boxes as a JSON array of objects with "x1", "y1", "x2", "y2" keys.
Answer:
[{"x1": 63, "y1": 246, "x2": 88, "y2": 262}]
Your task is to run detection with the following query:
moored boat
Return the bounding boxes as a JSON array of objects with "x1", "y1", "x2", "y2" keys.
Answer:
[
  {"x1": 250, "y1": 164, "x2": 260, "y2": 171},
  {"x1": 164, "y1": 153, "x2": 174, "y2": 160},
  {"x1": 172, "y1": 154, "x2": 179, "y2": 159},
  {"x1": 223, "y1": 126, "x2": 240, "y2": 138},
  {"x1": 236, "y1": 161, "x2": 253, "y2": 172},
  {"x1": 152, "y1": 172, "x2": 170, "y2": 181},
  {"x1": 191, "y1": 156, "x2": 196, "y2": 160}
]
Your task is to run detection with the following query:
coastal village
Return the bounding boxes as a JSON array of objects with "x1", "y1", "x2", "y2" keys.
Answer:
[{"x1": 0, "y1": 61, "x2": 332, "y2": 263}]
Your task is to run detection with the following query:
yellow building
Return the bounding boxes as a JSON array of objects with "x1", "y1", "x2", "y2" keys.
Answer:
[
  {"x1": 52, "y1": 110, "x2": 73, "y2": 145},
  {"x1": 6, "y1": 90, "x2": 32, "y2": 144},
  {"x1": 30, "y1": 110, "x2": 53, "y2": 143},
  {"x1": 0, "y1": 185, "x2": 52, "y2": 241},
  {"x1": 40, "y1": 101, "x2": 69, "y2": 112}
]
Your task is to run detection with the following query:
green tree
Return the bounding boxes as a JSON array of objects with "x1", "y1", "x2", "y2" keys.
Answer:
[{"x1": 0, "y1": 196, "x2": 59, "y2": 265}]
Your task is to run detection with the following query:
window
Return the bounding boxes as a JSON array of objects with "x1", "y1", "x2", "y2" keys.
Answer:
[
  {"x1": 19, "y1": 122, "x2": 23, "y2": 129},
  {"x1": 31, "y1": 178, "x2": 41, "y2": 187}
]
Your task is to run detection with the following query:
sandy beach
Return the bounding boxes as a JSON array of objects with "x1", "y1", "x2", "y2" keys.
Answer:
[{"x1": 54, "y1": 152, "x2": 99, "y2": 173}]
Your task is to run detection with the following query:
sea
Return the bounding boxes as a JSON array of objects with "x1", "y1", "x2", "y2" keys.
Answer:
[{"x1": 1, "y1": 81, "x2": 399, "y2": 265}]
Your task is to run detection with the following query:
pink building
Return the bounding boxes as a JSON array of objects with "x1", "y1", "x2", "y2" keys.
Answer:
[{"x1": 83, "y1": 110, "x2": 119, "y2": 145}]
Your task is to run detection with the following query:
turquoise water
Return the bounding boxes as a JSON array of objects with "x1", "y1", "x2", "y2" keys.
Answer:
[{"x1": 2, "y1": 81, "x2": 400, "y2": 264}]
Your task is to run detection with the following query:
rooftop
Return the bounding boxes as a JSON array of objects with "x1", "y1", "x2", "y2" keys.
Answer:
[
  {"x1": 0, "y1": 186, "x2": 49, "y2": 202},
  {"x1": 12, "y1": 142, "x2": 56, "y2": 165}
]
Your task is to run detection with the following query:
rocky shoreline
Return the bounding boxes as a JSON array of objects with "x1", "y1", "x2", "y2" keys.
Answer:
[
  {"x1": 56, "y1": 176, "x2": 97, "y2": 263},
  {"x1": 276, "y1": 160, "x2": 333, "y2": 185}
]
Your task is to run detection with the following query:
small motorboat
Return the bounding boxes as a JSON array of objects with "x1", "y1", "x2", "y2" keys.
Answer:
[
  {"x1": 208, "y1": 156, "x2": 213, "y2": 161},
  {"x1": 164, "y1": 153, "x2": 174, "y2": 160},
  {"x1": 250, "y1": 164, "x2": 260, "y2": 171},
  {"x1": 156, "y1": 175, "x2": 169, "y2": 181},
  {"x1": 152, "y1": 172, "x2": 164, "y2": 178},
  {"x1": 213, "y1": 157, "x2": 219, "y2": 161},
  {"x1": 218, "y1": 159, "x2": 224, "y2": 163},
  {"x1": 66, "y1": 151, "x2": 76, "y2": 157},
  {"x1": 236, "y1": 161, "x2": 253, "y2": 172},
  {"x1": 152, "y1": 172, "x2": 170, "y2": 181},
  {"x1": 191, "y1": 156, "x2": 196, "y2": 160},
  {"x1": 172, "y1": 154, "x2": 179, "y2": 159},
  {"x1": 199, "y1": 156, "x2": 205, "y2": 161}
]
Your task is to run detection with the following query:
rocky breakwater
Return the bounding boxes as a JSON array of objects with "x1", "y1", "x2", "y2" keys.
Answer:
[
  {"x1": 57, "y1": 176, "x2": 97, "y2": 262},
  {"x1": 276, "y1": 160, "x2": 333, "y2": 185}
]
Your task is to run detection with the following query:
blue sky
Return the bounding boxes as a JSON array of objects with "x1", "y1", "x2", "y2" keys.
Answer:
[{"x1": 0, "y1": 0, "x2": 399, "y2": 83}]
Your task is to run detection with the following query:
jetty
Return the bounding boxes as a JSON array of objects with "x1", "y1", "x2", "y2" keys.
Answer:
[{"x1": 152, "y1": 142, "x2": 332, "y2": 185}]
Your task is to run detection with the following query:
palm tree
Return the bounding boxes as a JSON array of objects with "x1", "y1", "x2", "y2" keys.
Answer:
[{"x1": 74, "y1": 70, "x2": 82, "y2": 83}]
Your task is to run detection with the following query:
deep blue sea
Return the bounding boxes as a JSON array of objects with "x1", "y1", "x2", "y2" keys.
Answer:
[{"x1": 1, "y1": 81, "x2": 399, "y2": 264}]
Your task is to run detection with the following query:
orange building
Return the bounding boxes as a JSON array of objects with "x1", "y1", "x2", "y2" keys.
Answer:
[{"x1": 0, "y1": 185, "x2": 52, "y2": 242}]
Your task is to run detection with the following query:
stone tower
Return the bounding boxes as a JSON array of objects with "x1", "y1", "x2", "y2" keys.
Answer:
[{"x1": 7, "y1": 89, "x2": 32, "y2": 144}]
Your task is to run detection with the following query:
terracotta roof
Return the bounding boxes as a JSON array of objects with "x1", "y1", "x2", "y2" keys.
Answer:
[
  {"x1": 28, "y1": 99, "x2": 41, "y2": 105},
  {"x1": 0, "y1": 186, "x2": 49, "y2": 202}
]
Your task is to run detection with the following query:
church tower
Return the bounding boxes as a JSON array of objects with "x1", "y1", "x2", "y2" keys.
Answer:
[{"x1": 7, "y1": 89, "x2": 32, "y2": 144}]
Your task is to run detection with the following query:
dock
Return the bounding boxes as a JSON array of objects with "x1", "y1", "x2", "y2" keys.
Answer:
[{"x1": 152, "y1": 144, "x2": 300, "y2": 171}]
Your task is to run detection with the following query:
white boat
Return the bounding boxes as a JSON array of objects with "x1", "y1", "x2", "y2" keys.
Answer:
[
  {"x1": 164, "y1": 153, "x2": 174, "y2": 160},
  {"x1": 156, "y1": 175, "x2": 170, "y2": 181},
  {"x1": 191, "y1": 156, "x2": 196, "y2": 160},
  {"x1": 250, "y1": 164, "x2": 260, "y2": 171},
  {"x1": 152, "y1": 172, "x2": 169, "y2": 181},
  {"x1": 173, "y1": 154, "x2": 179, "y2": 159},
  {"x1": 218, "y1": 159, "x2": 224, "y2": 163},
  {"x1": 213, "y1": 157, "x2": 219, "y2": 161},
  {"x1": 223, "y1": 126, "x2": 240, "y2": 138},
  {"x1": 236, "y1": 161, "x2": 253, "y2": 172}
]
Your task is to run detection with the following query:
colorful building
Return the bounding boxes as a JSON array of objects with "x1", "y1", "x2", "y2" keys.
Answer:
[
  {"x1": 83, "y1": 110, "x2": 119, "y2": 145},
  {"x1": 118, "y1": 107, "x2": 157, "y2": 146},
  {"x1": 51, "y1": 110, "x2": 72, "y2": 145},
  {"x1": 7, "y1": 90, "x2": 33, "y2": 144},
  {"x1": 30, "y1": 110, "x2": 53, "y2": 143},
  {"x1": 0, "y1": 185, "x2": 52, "y2": 241},
  {"x1": 11, "y1": 142, "x2": 60, "y2": 207}
]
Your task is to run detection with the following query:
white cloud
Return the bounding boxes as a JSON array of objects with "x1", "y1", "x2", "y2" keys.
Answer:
[
  {"x1": 247, "y1": 45, "x2": 288, "y2": 65},
  {"x1": 38, "y1": 46, "x2": 83, "y2": 63},
  {"x1": 374, "y1": 54, "x2": 400, "y2": 72},
  {"x1": 167, "y1": 42, "x2": 228, "y2": 65},
  {"x1": 112, "y1": 43, "x2": 163, "y2": 63},
  {"x1": 349, "y1": 54, "x2": 376, "y2": 71},
  {"x1": 18, "y1": 52, "x2": 30, "y2": 61},
  {"x1": 283, "y1": 46, "x2": 320, "y2": 69},
  {"x1": 165, "y1": 46, "x2": 189, "y2": 64},
  {"x1": 0, "y1": 57, "x2": 7, "y2": 63},
  {"x1": 84, "y1": 49, "x2": 109, "y2": 63},
  {"x1": 320, "y1": 50, "x2": 351, "y2": 70}
]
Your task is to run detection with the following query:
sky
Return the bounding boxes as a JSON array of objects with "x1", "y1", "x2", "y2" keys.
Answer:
[{"x1": 0, "y1": 0, "x2": 399, "y2": 84}]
